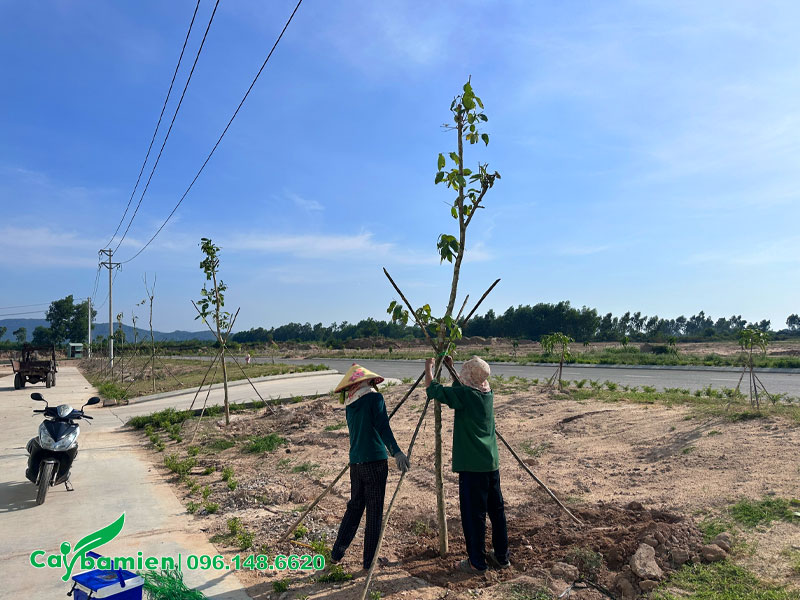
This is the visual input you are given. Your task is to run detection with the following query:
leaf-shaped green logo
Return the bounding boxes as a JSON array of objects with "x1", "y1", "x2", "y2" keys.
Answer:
[{"x1": 61, "y1": 513, "x2": 125, "y2": 581}]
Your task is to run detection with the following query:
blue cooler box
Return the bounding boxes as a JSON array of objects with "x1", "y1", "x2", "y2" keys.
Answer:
[{"x1": 71, "y1": 566, "x2": 143, "y2": 600}]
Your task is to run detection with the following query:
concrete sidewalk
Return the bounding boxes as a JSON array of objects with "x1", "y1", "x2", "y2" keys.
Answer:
[{"x1": 0, "y1": 367, "x2": 255, "y2": 599}]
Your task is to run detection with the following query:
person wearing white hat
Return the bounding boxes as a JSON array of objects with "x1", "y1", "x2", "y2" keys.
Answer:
[
  {"x1": 425, "y1": 355, "x2": 510, "y2": 575},
  {"x1": 330, "y1": 364, "x2": 410, "y2": 570}
]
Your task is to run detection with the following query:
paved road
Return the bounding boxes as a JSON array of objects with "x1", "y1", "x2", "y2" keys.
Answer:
[
  {"x1": 167, "y1": 356, "x2": 800, "y2": 397},
  {"x1": 0, "y1": 367, "x2": 273, "y2": 599}
]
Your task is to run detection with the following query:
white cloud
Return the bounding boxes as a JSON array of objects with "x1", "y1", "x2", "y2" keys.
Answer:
[
  {"x1": 287, "y1": 192, "x2": 323, "y2": 213},
  {"x1": 225, "y1": 231, "x2": 393, "y2": 259},
  {"x1": 0, "y1": 225, "x2": 99, "y2": 268}
]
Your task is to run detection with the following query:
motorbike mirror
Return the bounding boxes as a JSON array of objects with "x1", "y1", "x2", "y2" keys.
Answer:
[
  {"x1": 85, "y1": 397, "x2": 101, "y2": 406},
  {"x1": 30, "y1": 393, "x2": 45, "y2": 402}
]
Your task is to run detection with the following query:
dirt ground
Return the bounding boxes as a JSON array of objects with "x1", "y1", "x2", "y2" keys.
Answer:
[{"x1": 133, "y1": 383, "x2": 800, "y2": 600}]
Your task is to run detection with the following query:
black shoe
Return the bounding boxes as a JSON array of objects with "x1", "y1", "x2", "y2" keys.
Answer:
[{"x1": 486, "y1": 550, "x2": 510, "y2": 569}]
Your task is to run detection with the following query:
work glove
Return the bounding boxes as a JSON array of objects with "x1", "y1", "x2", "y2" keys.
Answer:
[{"x1": 394, "y1": 451, "x2": 410, "y2": 474}]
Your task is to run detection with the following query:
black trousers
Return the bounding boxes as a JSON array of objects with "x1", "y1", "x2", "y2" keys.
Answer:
[
  {"x1": 332, "y1": 459, "x2": 388, "y2": 569},
  {"x1": 458, "y1": 469, "x2": 509, "y2": 571}
]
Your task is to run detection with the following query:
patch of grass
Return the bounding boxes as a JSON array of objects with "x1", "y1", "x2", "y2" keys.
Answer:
[
  {"x1": 221, "y1": 466, "x2": 234, "y2": 481},
  {"x1": 604, "y1": 380, "x2": 617, "y2": 391},
  {"x1": 206, "y1": 438, "x2": 235, "y2": 452},
  {"x1": 293, "y1": 524, "x2": 308, "y2": 539},
  {"x1": 520, "y1": 441, "x2": 551, "y2": 458},
  {"x1": 698, "y1": 517, "x2": 731, "y2": 543},
  {"x1": 272, "y1": 579, "x2": 289, "y2": 594},
  {"x1": 243, "y1": 433, "x2": 287, "y2": 453},
  {"x1": 187, "y1": 445, "x2": 200, "y2": 457},
  {"x1": 277, "y1": 458, "x2": 292, "y2": 471},
  {"x1": 227, "y1": 479, "x2": 238, "y2": 491},
  {"x1": 652, "y1": 560, "x2": 799, "y2": 600},
  {"x1": 140, "y1": 569, "x2": 207, "y2": 600},
  {"x1": 564, "y1": 546, "x2": 603, "y2": 580},
  {"x1": 164, "y1": 454, "x2": 196, "y2": 477},
  {"x1": 708, "y1": 429, "x2": 722, "y2": 436},
  {"x1": 203, "y1": 501, "x2": 219, "y2": 514},
  {"x1": 369, "y1": 591, "x2": 382, "y2": 600},
  {"x1": 186, "y1": 501, "x2": 199, "y2": 514},
  {"x1": 96, "y1": 381, "x2": 129, "y2": 402},
  {"x1": 291, "y1": 461, "x2": 318, "y2": 474},
  {"x1": 202, "y1": 466, "x2": 214, "y2": 475},
  {"x1": 324, "y1": 421, "x2": 347, "y2": 431},
  {"x1": 309, "y1": 535, "x2": 332, "y2": 561},
  {"x1": 730, "y1": 497, "x2": 800, "y2": 528},
  {"x1": 682, "y1": 446, "x2": 696, "y2": 455},
  {"x1": 202, "y1": 486, "x2": 211, "y2": 500},
  {"x1": 503, "y1": 582, "x2": 553, "y2": 600},
  {"x1": 317, "y1": 564, "x2": 352, "y2": 583},
  {"x1": 411, "y1": 519, "x2": 432, "y2": 536},
  {"x1": 128, "y1": 407, "x2": 193, "y2": 430}
]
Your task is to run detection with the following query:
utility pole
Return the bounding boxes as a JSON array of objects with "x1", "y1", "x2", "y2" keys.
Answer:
[
  {"x1": 99, "y1": 249, "x2": 119, "y2": 370},
  {"x1": 87, "y1": 296, "x2": 92, "y2": 358}
]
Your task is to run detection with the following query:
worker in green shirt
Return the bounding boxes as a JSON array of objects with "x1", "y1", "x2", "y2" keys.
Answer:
[
  {"x1": 425, "y1": 355, "x2": 510, "y2": 575},
  {"x1": 331, "y1": 364, "x2": 410, "y2": 570}
]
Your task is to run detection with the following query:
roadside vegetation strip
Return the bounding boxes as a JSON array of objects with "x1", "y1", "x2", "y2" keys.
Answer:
[
  {"x1": 80, "y1": 359, "x2": 327, "y2": 401},
  {"x1": 278, "y1": 345, "x2": 800, "y2": 369},
  {"x1": 653, "y1": 560, "x2": 800, "y2": 600}
]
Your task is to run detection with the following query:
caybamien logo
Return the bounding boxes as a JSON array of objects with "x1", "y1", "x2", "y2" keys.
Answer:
[{"x1": 29, "y1": 513, "x2": 126, "y2": 581}]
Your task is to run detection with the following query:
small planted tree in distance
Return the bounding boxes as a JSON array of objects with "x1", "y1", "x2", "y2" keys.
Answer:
[
  {"x1": 542, "y1": 332, "x2": 573, "y2": 389},
  {"x1": 196, "y1": 238, "x2": 232, "y2": 425},
  {"x1": 388, "y1": 79, "x2": 500, "y2": 556},
  {"x1": 737, "y1": 327, "x2": 770, "y2": 408}
]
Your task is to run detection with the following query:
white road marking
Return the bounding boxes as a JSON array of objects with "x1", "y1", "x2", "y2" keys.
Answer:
[{"x1": 627, "y1": 375, "x2": 654, "y2": 378}]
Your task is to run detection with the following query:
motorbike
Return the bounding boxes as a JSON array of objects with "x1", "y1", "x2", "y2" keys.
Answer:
[{"x1": 25, "y1": 392, "x2": 100, "y2": 505}]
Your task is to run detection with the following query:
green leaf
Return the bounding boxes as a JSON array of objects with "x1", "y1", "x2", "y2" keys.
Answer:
[
  {"x1": 481, "y1": 133, "x2": 489, "y2": 146},
  {"x1": 63, "y1": 513, "x2": 126, "y2": 581},
  {"x1": 437, "y1": 153, "x2": 445, "y2": 170},
  {"x1": 449, "y1": 151, "x2": 460, "y2": 165},
  {"x1": 451, "y1": 206, "x2": 458, "y2": 219},
  {"x1": 435, "y1": 171, "x2": 445, "y2": 184}
]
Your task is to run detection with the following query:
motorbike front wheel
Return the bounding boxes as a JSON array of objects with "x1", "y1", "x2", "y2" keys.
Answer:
[{"x1": 36, "y1": 461, "x2": 55, "y2": 505}]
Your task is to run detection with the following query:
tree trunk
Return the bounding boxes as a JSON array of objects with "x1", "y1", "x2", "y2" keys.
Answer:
[
  {"x1": 433, "y1": 356, "x2": 447, "y2": 556},
  {"x1": 211, "y1": 269, "x2": 230, "y2": 425}
]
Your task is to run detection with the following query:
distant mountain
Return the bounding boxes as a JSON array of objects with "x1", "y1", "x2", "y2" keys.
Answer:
[{"x1": 0, "y1": 318, "x2": 215, "y2": 343}]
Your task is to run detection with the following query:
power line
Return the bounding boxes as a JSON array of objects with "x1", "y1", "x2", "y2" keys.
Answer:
[
  {"x1": 103, "y1": 0, "x2": 202, "y2": 249},
  {"x1": 91, "y1": 264, "x2": 102, "y2": 302},
  {"x1": 113, "y1": 0, "x2": 221, "y2": 254},
  {"x1": 119, "y1": 0, "x2": 304, "y2": 265},
  {"x1": 0, "y1": 310, "x2": 48, "y2": 318},
  {"x1": 0, "y1": 302, "x2": 50, "y2": 310}
]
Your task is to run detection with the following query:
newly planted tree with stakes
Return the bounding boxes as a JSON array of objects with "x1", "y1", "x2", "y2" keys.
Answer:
[
  {"x1": 195, "y1": 238, "x2": 232, "y2": 425},
  {"x1": 387, "y1": 79, "x2": 500, "y2": 557},
  {"x1": 542, "y1": 332, "x2": 573, "y2": 389},
  {"x1": 736, "y1": 327, "x2": 770, "y2": 408}
]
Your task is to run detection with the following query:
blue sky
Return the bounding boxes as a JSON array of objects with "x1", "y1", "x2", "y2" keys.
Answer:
[{"x1": 1, "y1": 0, "x2": 798, "y2": 332}]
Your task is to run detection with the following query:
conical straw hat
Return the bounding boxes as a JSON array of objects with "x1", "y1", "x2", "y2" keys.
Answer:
[{"x1": 334, "y1": 363, "x2": 384, "y2": 393}]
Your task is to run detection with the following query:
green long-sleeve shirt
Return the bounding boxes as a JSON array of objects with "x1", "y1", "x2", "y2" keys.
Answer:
[
  {"x1": 426, "y1": 380, "x2": 499, "y2": 473},
  {"x1": 345, "y1": 391, "x2": 402, "y2": 464}
]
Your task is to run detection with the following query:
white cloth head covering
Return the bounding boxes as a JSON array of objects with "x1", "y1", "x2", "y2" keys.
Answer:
[{"x1": 460, "y1": 356, "x2": 491, "y2": 393}]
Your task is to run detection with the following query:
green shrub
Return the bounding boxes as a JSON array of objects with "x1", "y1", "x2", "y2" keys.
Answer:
[
  {"x1": 272, "y1": 579, "x2": 289, "y2": 593},
  {"x1": 221, "y1": 466, "x2": 234, "y2": 481},
  {"x1": 203, "y1": 502, "x2": 219, "y2": 514},
  {"x1": 317, "y1": 564, "x2": 352, "y2": 583},
  {"x1": 244, "y1": 433, "x2": 286, "y2": 453}
]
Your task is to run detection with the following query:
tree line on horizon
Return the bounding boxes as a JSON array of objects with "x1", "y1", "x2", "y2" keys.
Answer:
[
  {"x1": 231, "y1": 302, "x2": 800, "y2": 345},
  {"x1": 3, "y1": 298, "x2": 799, "y2": 348}
]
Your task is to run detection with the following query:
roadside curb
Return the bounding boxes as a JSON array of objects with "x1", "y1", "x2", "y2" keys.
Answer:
[{"x1": 120, "y1": 369, "x2": 340, "y2": 405}]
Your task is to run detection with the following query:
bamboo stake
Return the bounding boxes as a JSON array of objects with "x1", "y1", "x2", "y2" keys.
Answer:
[
  {"x1": 359, "y1": 395, "x2": 432, "y2": 600},
  {"x1": 228, "y1": 353, "x2": 277, "y2": 415},
  {"x1": 278, "y1": 370, "x2": 426, "y2": 542},
  {"x1": 461, "y1": 278, "x2": 501, "y2": 327},
  {"x1": 187, "y1": 352, "x2": 219, "y2": 411},
  {"x1": 190, "y1": 361, "x2": 220, "y2": 444},
  {"x1": 383, "y1": 268, "x2": 437, "y2": 349},
  {"x1": 455, "y1": 295, "x2": 470, "y2": 322},
  {"x1": 496, "y1": 430, "x2": 583, "y2": 526}
]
